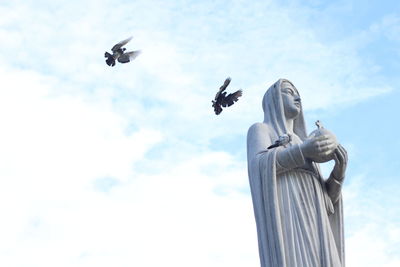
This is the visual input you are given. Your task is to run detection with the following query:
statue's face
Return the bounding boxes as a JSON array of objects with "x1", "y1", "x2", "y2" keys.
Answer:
[{"x1": 281, "y1": 81, "x2": 301, "y2": 119}]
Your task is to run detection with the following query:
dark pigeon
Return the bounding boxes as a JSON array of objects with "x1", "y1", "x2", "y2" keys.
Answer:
[
  {"x1": 105, "y1": 36, "x2": 141, "y2": 67},
  {"x1": 212, "y1": 77, "x2": 243, "y2": 115}
]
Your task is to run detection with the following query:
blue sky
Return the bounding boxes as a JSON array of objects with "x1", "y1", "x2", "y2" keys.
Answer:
[{"x1": 0, "y1": 0, "x2": 399, "y2": 266}]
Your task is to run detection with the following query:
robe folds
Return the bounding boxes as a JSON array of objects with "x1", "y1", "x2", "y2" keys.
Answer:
[{"x1": 247, "y1": 79, "x2": 345, "y2": 267}]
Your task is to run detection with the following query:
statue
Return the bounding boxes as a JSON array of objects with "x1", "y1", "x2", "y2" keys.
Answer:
[{"x1": 247, "y1": 79, "x2": 348, "y2": 267}]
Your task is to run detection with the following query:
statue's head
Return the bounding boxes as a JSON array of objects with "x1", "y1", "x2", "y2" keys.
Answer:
[
  {"x1": 280, "y1": 80, "x2": 301, "y2": 119},
  {"x1": 262, "y1": 79, "x2": 307, "y2": 140},
  {"x1": 262, "y1": 79, "x2": 300, "y2": 112}
]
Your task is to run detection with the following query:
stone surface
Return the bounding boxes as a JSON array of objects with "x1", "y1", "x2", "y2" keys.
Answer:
[{"x1": 247, "y1": 79, "x2": 348, "y2": 267}]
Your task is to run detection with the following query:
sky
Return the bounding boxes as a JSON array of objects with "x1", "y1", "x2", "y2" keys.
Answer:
[{"x1": 0, "y1": 0, "x2": 399, "y2": 266}]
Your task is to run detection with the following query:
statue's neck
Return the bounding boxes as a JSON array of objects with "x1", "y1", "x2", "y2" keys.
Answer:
[{"x1": 285, "y1": 119, "x2": 294, "y2": 135}]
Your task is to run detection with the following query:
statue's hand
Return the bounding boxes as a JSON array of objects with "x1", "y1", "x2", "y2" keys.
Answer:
[
  {"x1": 300, "y1": 135, "x2": 337, "y2": 161},
  {"x1": 330, "y1": 144, "x2": 348, "y2": 181}
]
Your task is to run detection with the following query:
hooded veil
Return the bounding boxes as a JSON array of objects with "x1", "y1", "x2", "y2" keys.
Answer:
[{"x1": 247, "y1": 79, "x2": 344, "y2": 267}]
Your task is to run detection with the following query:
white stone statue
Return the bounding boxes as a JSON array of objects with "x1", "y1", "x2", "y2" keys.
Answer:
[{"x1": 247, "y1": 79, "x2": 348, "y2": 267}]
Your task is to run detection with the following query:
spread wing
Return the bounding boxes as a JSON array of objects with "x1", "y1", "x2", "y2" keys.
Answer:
[
  {"x1": 111, "y1": 36, "x2": 133, "y2": 52},
  {"x1": 117, "y1": 50, "x2": 141, "y2": 63},
  {"x1": 212, "y1": 77, "x2": 236, "y2": 115},
  {"x1": 214, "y1": 77, "x2": 231, "y2": 100},
  {"x1": 220, "y1": 90, "x2": 242, "y2": 107}
]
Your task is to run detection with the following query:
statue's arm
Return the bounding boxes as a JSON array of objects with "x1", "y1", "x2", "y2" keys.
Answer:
[
  {"x1": 326, "y1": 145, "x2": 348, "y2": 204},
  {"x1": 247, "y1": 123, "x2": 271, "y2": 163},
  {"x1": 275, "y1": 144, "x2": 305, "y2": 174},
  {"x1": 326, "y1": 177, "x2": 343, "y2": 204},
  {"x1": 247, "y1": 123, "x2": 305, "y2": 174}
]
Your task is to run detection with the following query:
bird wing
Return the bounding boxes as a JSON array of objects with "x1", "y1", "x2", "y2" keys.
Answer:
[
  {"x1": 220, "y1": 89, "x2": 242, "y2": 107},
  {"x1": 214, "y1": 77, "x2": 231, "y2": 100},
  {"x1": 267, "y1": 142, "x2": 280, "y2": 149},
  {"x1": 105, "y1": 57, "x2": 115, "y2": 66},
  {"x1": 111, "y1": 36, "x2": 133, "y2": 52},
  {"x1": 117, "y1": 50, "x2": 141, "y2": 63}
]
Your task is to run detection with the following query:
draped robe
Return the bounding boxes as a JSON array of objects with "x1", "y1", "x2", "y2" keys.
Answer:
[{"x1": 247, "y1": 79, "x2": 345, "y2": 267}]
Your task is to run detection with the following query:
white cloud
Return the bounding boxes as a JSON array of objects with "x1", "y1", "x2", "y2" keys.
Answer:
[
  {"x1": 0, "y1": 140, "x2": 258, "y2": 266},
  {"x1": 0, "y1": 66, "x2": 162, "y2": 183},
  {"x1": 370, "y1": 14, "x2": 400, "y2": 42},
  {"x1": 0, "y1": 66, "x2": 164, "y2": 266},
  {"x1": 343, "y1": 174, "x2": 400, "y2": 267},
  {"x1": 0, "y1": 65, "x2": 257, "y2": 266},
  {"x1": 346, "y1": 223, "x2": 400, "y2": 267}
]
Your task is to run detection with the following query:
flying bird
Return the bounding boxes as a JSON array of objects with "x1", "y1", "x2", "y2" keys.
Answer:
[
  {"x1": 212, "y1": 77, "x2": 243, "y2": 115},
  {"x1": 105, "y1": 36, "x2": 141, "y2": 67}
]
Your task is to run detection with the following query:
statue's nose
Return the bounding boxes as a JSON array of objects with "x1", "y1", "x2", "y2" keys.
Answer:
[{"x1": 294, "y1": 96, "x2": 301, "y2": 102}]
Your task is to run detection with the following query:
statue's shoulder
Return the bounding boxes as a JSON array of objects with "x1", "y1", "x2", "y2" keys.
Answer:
[
  {"x1": 248, "y1": 122, "x2": 271, "y2": 135},
  {"x1": 247, "y1": 123, "x2": 274, "y2": 156},
  {"x1": 247, "y1": 123, "x2": 274, "y2": 144}
]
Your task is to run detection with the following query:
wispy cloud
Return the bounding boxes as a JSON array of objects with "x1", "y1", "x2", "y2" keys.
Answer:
[{"x1": 344, "y1": 174, "x2": 400, "y2": 267}]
